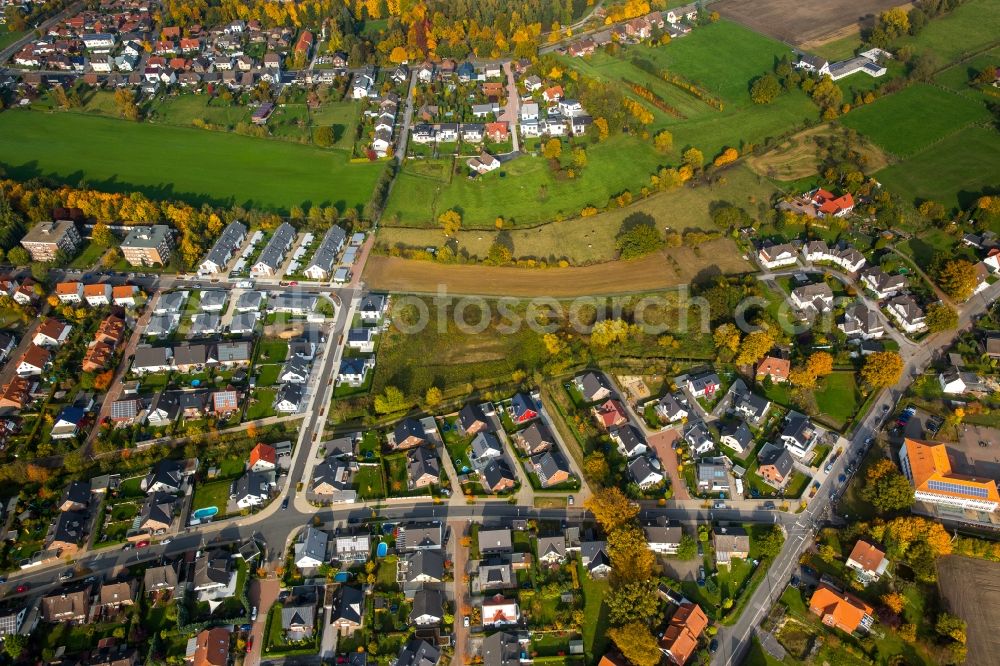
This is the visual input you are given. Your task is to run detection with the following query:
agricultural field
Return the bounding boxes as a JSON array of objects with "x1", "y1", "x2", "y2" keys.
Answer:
[
  {"x1": 839, "y1": 83, "x2": 991, "y2": 157},
  {"x1": 382, "y1": 134, "x2": 665, "y2": 228},
  {"x1": 745, "y1": 124, "x2": 889, "y2": 182},
  {"x1": 893, "y1": 0, "x2": 1000, "y2": 63},
  {"x1": 363, "y1": 237, "x2": 752, "y2": 297},
  {"x1": 875, "y1": 126, "x2": 1000, "y2": 211},
  {"x1": 379, "y1": 164, "x2": 776, "y2": 263},
  {"x1": 0, "y1": 110, "x2": 384, "y2": 213},
  {"x1": 937, "y1": 555, "x2": 1000, "y2": 666},
  {"x1": 714, "y1": 0, "x2": 905, "y2": 47},
  {"x1": 934, "y1": 48, "x2": 1000, "y2": 94}
]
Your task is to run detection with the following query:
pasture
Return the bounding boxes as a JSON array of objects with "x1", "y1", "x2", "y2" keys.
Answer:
[
  {"x1": 894, "y1": 0, "x2": 1000, "y2": 63},
  {"x1": 379, "y1": 164, "x2": 776, "y2": 263},
  {"x1": 362, "y1": 237, "x2": 752, "y2": 297},
  {"x1": 383, "y1": 134, "x2": 665, "y2": 228},
  {"x1": 0, "y1": 109, "x2": 384, "y2": 213},
  {"x1": 839, "y1": 83, "x2": 990, "y2": 157},
  {"x1": 875, "y1": 126, "x2": 1000, "y2": 211}
]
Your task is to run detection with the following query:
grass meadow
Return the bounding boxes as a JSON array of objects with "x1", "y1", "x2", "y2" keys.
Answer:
[{"x1": 0, "y1": 109, "x2": 383, "y2": 213}]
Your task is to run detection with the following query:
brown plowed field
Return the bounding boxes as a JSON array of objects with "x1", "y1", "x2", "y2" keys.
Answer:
[
  {"x1": 714, "y1": 0, "x2": 909, "y2": 47},
  {"x1": 362, "y1": 238, "x2": 752, "y2": 297},
  {"x1": 937, "y1": 555, "x2": 1000, "y2": 665}
]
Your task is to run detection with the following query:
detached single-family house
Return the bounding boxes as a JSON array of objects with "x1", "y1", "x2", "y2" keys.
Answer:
[
  {"x1": 531, "y1": 448, "x2": 572, "y2": 487},
  {"x1": 809, "y1": 582, "x2": 874, "y2": 634},
  {"x1": 409, "y1": 588, "x2": 445, "y2": 626},
  {"x1": 392, "y1": 417, "x2": 428, "y2": 450},
  {"x1": 720, "y1": 421, "x2": 753, "y2": 455},
  {"x1": 840, "y1": 303, "x2": 884, "y2": 339},
  {"x1": 629, "y1": 455, "x2": 665, "y2": 489},
  {"x1": 33, "y1": 318, "x2": 72, "y2": 348},
  {"x1": 580, "y1": 541, "x2": 612, "y2": 578},
  {"x1": 574, "y1": 371, "x2": 612, "y2": 402},
  {"x1": 594, "y1": 399, "x2": 629, "y2": 429},
  {"x1": 407, "y1": 446, "x2": 440, "y2": 489},
  {"x1": 686, "y1": 372, "x2": 720, "y2": 398},
  {"x1": 780, "y1": 415, "x2": 818, "y2": 458},
  {"x1": 481, "y1": 595, "x2": 520, "y2": 627},
  {"x1": 712, "y1": 526, "x2": 750, "y2": 566},
  {"x1": 656, "y1": 393, "x2": 688, "y2": 423},
  {"x1": 845, "y1": 539, "x2": 889, "y2": 584},
  {"x1": 791, "y1": 282, "x2": 835, "y2": 313},
  {"x1": 294, "y1": 526, "x2": 329, "y2": 569},
  {"x1": 683, "y1": 420, "x2": 715, "y2": 455},
  {"x1": 515, "y1": 422, "x2": 553, "y2": 455},
  {"x1": 758, "y1": 243, "x2": 798, "y2": 269},
  {"x1": 610, "y1": 424, "x2": 647, "y2": 458},
  {"x1": 887, "y1": 295, "x2": 926, "y2": 334},
  {"x1": 510, "y1": 392, "x2": 539, "y2": 423},
  {"x1": 757, "y1": 442, "x2": 794, "y2": 487},
  {"x1": 697, "y1": 460, "x2": 729, "y2": 493},
  {"x1": 332, "y1": 585, "x2": 365, "y2": 632},
  {"x1": 860, "y1": 267, "x2": 907, "y2": 300}
]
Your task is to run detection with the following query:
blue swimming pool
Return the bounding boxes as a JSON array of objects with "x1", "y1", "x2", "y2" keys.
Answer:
[
  {"x1": 192, "y1": 506, "x2": 218, "y2": 520},
  {"x1": 334, "y1": 572, "x2": 352, "y2": 582},
  {"x1": 376, "y1": 542, "x2": 388, "y2": 557}
]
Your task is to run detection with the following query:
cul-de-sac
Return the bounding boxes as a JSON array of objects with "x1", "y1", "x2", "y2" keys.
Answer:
[{"x1": 0, "y1": 0, "x2": 997, "y2": 664}]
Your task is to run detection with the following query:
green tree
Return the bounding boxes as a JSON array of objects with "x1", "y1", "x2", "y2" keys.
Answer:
[
  {"x1": 925, "y1": 302, "x2": 958, "y2": 332},
  {"x1": 542, "y1": 138, "x2": 562, "y2": 160},
  {"x1": 937, "y1": 259, "x2": 978, "y2": 301},
  {"x1": 675, "y1": 533, "x2": 698, "y2": 560},
  {"x1": 608, "y1": 623, "x2": 660, "y2": 666},
  {"x1": 7, "y1": 246, "x2": 29, "y2": 266},
  {"x1": 682, "y1": 147, "x2": 703, "y2": 170},
  {"x1": 756, "y1": 525, "x2": 785, "y2": 559},
  {"x1": 861, "y1": 351, "x2": 904, "y2": 388},
  {"x1": 750, "y1": 73, "x2": 781, "y2": 104},
  {"x1": 606, "y1": 580, "x2": 660, "y2": 625},
  {"x1": 313, "y1": 126, "x2": 335, "y2": 147},
  {"x1": 3, "y1": 634, "x2": 25, "y2": 659},
  {"x1": 92, "y1": 222, "x2": 116, "y2": 248},
  {"x1": 584, "y1": 487, "x2": 638, "y2": 532},
  {"x1": 616, "y1": 222, "x2": 663, "y2": 260},
  {"x1": 373, "y1": 386, "x2": 408, "y2": 414},
  {"x1": 936, "y1": 612, "x2": 967, "y2": 644},
  {"x1": 860, "y1": 459, "x2": 915, "y2": 512},
  {"x1": 653, "y1": 129, "x2": 673, "y2": 153},
  {"x1": 810, "y1": 76, "x2": 843, "y2": 111},
  {"x1": 438, "y1": 209, "x2": 462, "y2": 237}
]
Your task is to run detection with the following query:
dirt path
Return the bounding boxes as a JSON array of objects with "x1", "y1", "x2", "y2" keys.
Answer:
[{"x1": 363, "y1": 239, "x2": 751, "y2": 297}]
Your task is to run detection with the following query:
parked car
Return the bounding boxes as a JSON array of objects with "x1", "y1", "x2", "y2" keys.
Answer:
[
  {"x1": 59, "y1": 571, "x2": 73, "y2": 581},
  {"x1": 246, "y1": 636, "x2": 254, "y2": 653},
  {"x1": 251, "y1": 606, "x2": 258, "y2": 622},
  {"x1": 697, "y1": 567, "x2": 706, "y2": 586},
  {"x1": 463, "y1": 615, "x2": 470, "y2": 627},
  {"x1": 15, "y1": 583, "x2": 28, "y2": 593}
]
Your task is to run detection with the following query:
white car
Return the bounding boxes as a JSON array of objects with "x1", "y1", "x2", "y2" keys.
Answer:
[
  {"x1": 251, "y1": 606, "x2": 258, "y2": 622},
  {"x1": 463, "y1": 616, "x2": 470, "y2": 627}
]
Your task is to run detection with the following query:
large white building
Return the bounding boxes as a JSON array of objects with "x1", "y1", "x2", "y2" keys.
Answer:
[{"x1": 899, "y1": 438, "x2": 999, "y2": 512}]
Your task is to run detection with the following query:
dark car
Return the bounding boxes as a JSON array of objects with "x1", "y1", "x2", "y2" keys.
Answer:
[
  {"x1": 281, "y1": 498, "x2": 289, "y2": 510},
  {"x1": 709, "y1": 639, "x2": 719, "y2": 653},
  {"x1": 15, "y1": 583, "x2": 28, "y2": 593},
  {"x1": 348, "y1": 517, "x2": 360, "y2": 524}
]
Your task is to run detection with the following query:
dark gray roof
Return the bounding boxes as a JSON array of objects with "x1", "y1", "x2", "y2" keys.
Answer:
[
  {"x1": 611, "y1": 424, "x2": 646, "y2": 455},
  {"x1": 276, "y1": 383, "x2": 304, "y2": 407},
  {"x1": 396, "y1": 639, "x2": 440, "y2": 666},
  {"x1": 575, "y1": 371, "x2": 610, "y2": 400},
  {"x1": 402, "y1": 549, "x2": 445, "y2": 582},
  {"x1": 758, "y1": 442, "x2": 793, "y2": 478},
  {"x1": 334, "y1": 585, "x2": 364, "y2": 625},
  {"x1": 408, "y1": 588, "x2": 445, "y2": 623},
  {"x1": 482, "y1": 632, "x2": 520, "y2": 666},
  {"x1": 217, "y1": 341, "x2": 252, "y2": 363},
  {"x1": 139, "y1": 492, "x2": 176, "y2": 527},
  {"x1": 50, "y1": 510, "x2": 87, "y2": 545},
  {"x1": 394, "y1": 417, "x2": 426, "y2": 444},
  {"x1": 61, "y1": 481, "x2": 91, "y2": 507},
  {"x1": 233, "y1": 470, "x2": 273, "y2": 501},
  {"x1": 459, "y1": 402, "x2": 493, "y2": 432},
  {"x1": 398, "y1": 522, "x2": 443, "y2": 551},
  {"x1": 204, "y1": 220, "x2": 247, "y2": 267},
  {"x1": 133, "y1": 346, "x2": 171, "y2": 369},
  {"x1": 235, "y1": 290, "x2": 265, "y2": 311},
  {"x1": 173, "y1": 344, "x2": 212, "y2": 367},
  {"x1": 721, "y1": 421, "x2": 754, "y2": 449},
  {"x1": 532, "y1": 448, "x2": 570, "y2": 485},
  {"x1": 255, "y1": 222, "x2": 296, "y2": 271},
  {"x1": 628, "y1": 455, "x2": 661, "y2": 485},
  {"x1": 407, "y1": 446, "x2": 440, "y2": 484},
  {"x1": 193, "y1": 552, "x2": 232, "y2": 588},
  {"x1": 481, "y1": 458, "x2": 516, "y2": 491},
  {"x1": 307, "y1": 225, "x2": 346, "y2": 274}
]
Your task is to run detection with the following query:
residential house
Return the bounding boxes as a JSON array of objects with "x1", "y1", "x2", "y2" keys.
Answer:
[
  {"x1": 515, "y1": 421, "x2": 553, "y2": 455},
  {"x1": 144, "y1": 562, "x2": 179, "y2": 596},
  {"x1": 757, "y1": 442, "x2": 794, "y2": 487},
  {"x1": 397, "y1": 522, "x2": 444, "y2": 551},
  {"x1": 756, "y1": 351, "x2": 791, "y2": 383},
  {"x1": 392, "y1": 417, "x2": 428, "y2": 450},
  {"x1": 56, "y1": 281, "x2": 84, "y2": 303},
  {"x1": 713, "y1": 526, "x2": 750, "y2": 566},
  {"x1": 395, "y1": 639, "x2": 440, "y2": 666},
  {"x1": 294, "y1": 526, "x2": 329, "y2": 569},
  {"x1": 359, "y1": 294, "x2": 388, "y2": 322},
  {"x1": 191, "y1": 627, "x2": 230, "y2": 666},
  {"x1": 580, "y1": 541, "x2": 612, "y2": 578},
  {"x1": 199, "y1": 220, "x2": 247, "y2": 274},
  {"x1": 720, "y1": 421, "x2": 753, "y2": 455},
  {"x1": 659, "y1": 603, "x2": 708, "y2": 666},
  {"x1": 860, "y1": 267, "x2": 907, "y2": 300},
  {"x1": 310, "y1": 457, "x2": 353, "y2": 498},
  {"x1": 483, "y1": 632, "x2": 521, "y2": 666},
  {"x1": 610, "y1": 424, "x2": 647, "y2": 458},
  {"x1": 795, "y1": 53, "x2": 831, "y2": 75},
  {"x1": 332, "y1": 585, "x2": 365, "y2": 632},
  {"x1": 142, "y1": 459, "x2": 196, "y2": 494},
  {"x1": 249, "y1": 443, "x2": 277, "y2": 472},
  {"x1": 537, "y1": 536, "x2": 567, "y2": 565},
  {"x1": 33, "y1": 318, "x2": 72, "y2": 347},
  {"x1": 335, "y1": 534, "x2": 371, "y2": 562},
  {"x1": 51, "y1": 407, "x2": 86, "y2": 440},
  {"x1": 407, "y1": 446, "x2": 440, "y2": 489},
  {"x1": 808, "y1": 582, "x2": 874, "y2": 633},
  {"x1": 840, "y1": 303, "x2": 884, "y2": 339},
  {"x1": 780, "y1": 414, "x2": 818, "y2": 458},
  {"x1": 269, "y1": 293, "x2": 318, "y2": 315},
  {"x1": 790, "y1": 282, "x2": 835, "y2": 313},
  {"x1": 132, "y1": 347, "x2": 172, "y2": 374},
  {"x1": 192, "y1": 552, "x2": 234, "y2": 593},
  {"x1": 481, "y1": 595, "x2": 520, "y2": 627},
  {"x1": 459, "y1": 402, "x2": 494, "y2": 435},
  {"x1": 467, "y1": 151, "x2": 500, "y2": 174},
  {"x1": 399, "y1": 549, "x2": 445, "y2": 583},
  {"x1": 137, "y1": 492, "x2": 176, "y2": 534},
  {"x1": 732, "y1": 389, "x2": 771, "y2": 425},
  {"x1": 232, "y1": 470, "x2": 275, "y2": 508},
  {"x1": 479, "y1": 528, "x2": 512, "y2": 555},
  {"x1": 697, "y1": 460, "x2": 729, "y2": 493},
  {"x1": 251, "y1": 222, "x2": 296, "y2": 276},
  {"x1": 41, "y1": 589, "x2": 90, "y2": 623},
  {"x1": 510, "y1": 392, "x2": 539, "y2": 423},
  {"x1": 280, "y1": 355, "x2": 311, "y2": 384},
  {"x1": 146, "y1": 391, "x2": 180, "y2": 426},
  {"x1": 58, "y1": 481, "x2": 90, "y2": 512},
  {"x1": 574, "y1": 371, "x2": 612, "y2": 402},
  {"x1": 629, "y1": 455, "x2": 665, "y2": 489},
  {"x1": 758, "y1": 243, "x2": 798, "y2": 269},
  {"x1": 595, "y1": 399, "x2": 629, "y2": 429},
  {"x1": 886, "y1": 295, "x2": 926, "y2": 334},
  {"x1": 683, "y1": 420, "x2": 715, "y2": 455},
  {"x1": 274, "y1": 383, "x2": 305, "y2": 413},
  {"x1": 409, "y1": 588, "x2": 445, "y2": 626},
  {"x1": 655, "y1": 393, "x2": 688, "y2": 423},
  {"x1": 531, "y1": 448, "x2": 571, "y2": 487},
  {"x1": 845, "y1": 539, "x2": 889, "y2": 584},
  {"x1": 686, "y1": 371, "x2": 720, "y2": 398},
  {"x1": 644, "y1": 519, "x2": 682, "y2": 554},
  {"x1": 304, "y1": 225, "x2": 347, "y2": 280},
  {"x1": 98, "y1": 580, "x2": 137, "y2": 611},
  {"x1": 0, "y1": 376, "x2": 34, "y2": 410},
  {"x1": 46, "y1": 510, "x2": 87, "y2": 557},
  {"x1": 810, "y1": 189, "x2": 855, "y2": 218}
]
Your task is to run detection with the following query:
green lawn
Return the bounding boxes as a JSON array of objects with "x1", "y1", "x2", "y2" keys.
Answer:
[
  {"x1": 839, "y1": 84, "x2": 990, "y2": 157},
  {"x1": 147, "y1": 93, "x2": 252, "y2": 130},
  {"x1": 192, "y1": 479, "x2": 232, "y2": 516},
  {"x1": 578, "y1": 564, "x2": 610, "y2": 659},
  {"x1": 257, "y1": 339, "x2": 288, "y2": 363},
  {"x1": 876, "y1": 126, "x2": 1000, "y2": 210},
  {"x1": 69, "y1": 241, "x2": 106, "y2": 269},
  {"x1": 246, "y1": 388, "x2": 277, "y2": 420},
  {"x1": 256, "y1": 364, "x2": 281, "y2": 387},
  {"x1": 384, "y1": 134, "x2": 666, "y2": 228},
  {"x1": 812, "y1": 371, "x2": 861, "y2": 429},
  {"x1": 309, "y1": 101, "x2": 361, "y2": 149},
  {"x1": 353, "y1": 464, "x2": 386, "y2": 499},
  {"x1": 0, "y1": 110, "x2": 384, "y2": 213},
  {"x1": 892, "y1": 0, "x2": 1000, "y2": 63}
]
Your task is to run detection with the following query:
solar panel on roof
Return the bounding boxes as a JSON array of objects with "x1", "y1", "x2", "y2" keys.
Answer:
[{"x1": 928, "y1": 480, "x2": 989, "y2": 499}]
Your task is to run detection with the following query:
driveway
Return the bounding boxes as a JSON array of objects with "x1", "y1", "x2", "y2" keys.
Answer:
[
  {"x1": 498, "y1": 61, "x2": 520, "y2": 153},
  {"x1": 247, "y1": 577, "x2": 280, "y2": 665},
  {"x1": 647, "y1": 429, "x2": 690, "y2": 500}
]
